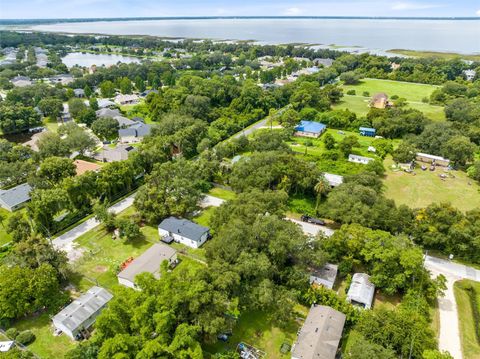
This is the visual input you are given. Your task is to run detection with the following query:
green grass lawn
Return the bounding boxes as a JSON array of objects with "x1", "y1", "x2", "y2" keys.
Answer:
[
  {"x1": 194, "y1": 206, "x2": 216, "y2": 228},
  {"x1": 0, "y1": 208, "x2": 13, "y2": 246},
  {"x1": 383, "y1": 157, "x2": 480, "y2": 212},
  {"x1": 204, "y1": 306, "x2": 308, "y2": 359},
  {"x1": 12, "y1": 313, "x2": 76, "y2": 358},
  {"x1": 336, "y1": 78, "x2": 446, "y2": 121},
  {"x1": 454, "y1": 279, "x2": 480, "y2": 359},
  {"x1": 387, "y1": 49, "x2": 480, "y2": 62},
  {"x1": 207, "y1": 187, "x2": 237, "y2": 201}
]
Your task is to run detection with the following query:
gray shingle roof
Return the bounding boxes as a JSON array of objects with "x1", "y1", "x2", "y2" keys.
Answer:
[
  {"x1": 117, "y1": 243, "x2": 177, "y2": 283},
  {"x1": 292, "y1": 305, "x2": 346, "y2": 359},
  {"x1": 52, "y1": 286, "x2": 112, "y2": 332},
  {"x1": 0, "y1": 183, "x2": 32, "y2": 209},
  {"x1": 158, "y1": 217, "x2": 209, "y2": 243}
]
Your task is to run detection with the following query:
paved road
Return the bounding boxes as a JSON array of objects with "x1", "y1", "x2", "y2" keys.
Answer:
[
  {"x1": 232, "y1": 118, "x2": 268, "y2": 139},
  {"x1": 286, "y1": 218, "x2": 335, "y2": 237},
  {"x1": 425, "y1": 255, "x2": 480, "y2": 359},
  {"x1": 53, "y1": 194, "x2": 136, "y2": 260}
]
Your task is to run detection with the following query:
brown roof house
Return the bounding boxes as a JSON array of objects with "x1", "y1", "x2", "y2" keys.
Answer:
[
  {"x1": 74, "y1": 160, "x2": 101, "y2": 176},
  {"x1": 370, "y1": 92, "x2": 393, "y2": 109},
  {"x1": 291, "y1": 305, "x2": 346, "y2": 359}
]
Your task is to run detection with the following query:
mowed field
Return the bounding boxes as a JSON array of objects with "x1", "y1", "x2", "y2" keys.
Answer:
[
  {"x1": 454, "y1": 280, "x2": 480, "y2": 359},
  {"x1": 335, "y1": 78, "x2": 446, "y2": 121},
  {"x1": 383, "y1": 157, "x2": 480, "y2": 212}
]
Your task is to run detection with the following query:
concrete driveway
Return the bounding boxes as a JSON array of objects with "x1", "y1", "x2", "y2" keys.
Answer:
[{"x1": 425, "y1": 255, "x2": 480, "y2": 359}]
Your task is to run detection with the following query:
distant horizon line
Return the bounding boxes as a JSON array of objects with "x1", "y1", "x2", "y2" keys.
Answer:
[{"x1": 1, "y1": 15, "x2": 480, "y2": 25}]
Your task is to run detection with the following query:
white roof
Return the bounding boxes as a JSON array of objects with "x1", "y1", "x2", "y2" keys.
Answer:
[
  {"x1": 0, "y1": 341, "x2": 14, "y2": 352},
  {"x1": 323, "y1": 173, "x2": 343, "y2": 187},
  {"x1": 347, "y1": 273, "x2": 375, "y2": 309},
  {"x1": 52, "y1": 286, "x2": 112, "y2": 332},
  {"x1": 416, "y1": 153, "x2": 450, "y2": 162}
]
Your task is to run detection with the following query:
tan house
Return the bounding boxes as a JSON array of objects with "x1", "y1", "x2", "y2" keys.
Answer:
[
  {"x1": 370, "y1": 92, "x2": 392, "y2": 109},
  {"x1": 74, "y1": 160, "x2": 101, "y2": 176}
]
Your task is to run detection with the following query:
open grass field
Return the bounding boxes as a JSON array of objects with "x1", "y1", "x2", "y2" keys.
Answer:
[
  {"x1": 383, "y1": 157, "x2": 480, "y2": 212},
  {"x1": 12, "y1": 313, "x2": 76, "y2": 359},
  {"x1": 388, "y1": 49, "x2": 480, "y2": 62},
  {"x1": 336, "y1": 78, "x2": 446, "y2": 121},
  {"x1": 204, "y1": 306, "x2": 308, "y2": 359},
  {"x1": 454, "y1": 279, "x2": 480, "y2": 359}
]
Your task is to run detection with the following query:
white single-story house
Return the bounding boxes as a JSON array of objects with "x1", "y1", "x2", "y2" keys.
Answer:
[
  {"x1": 0, "y1": 341, "x2": 14, "y2": 352},
  {"x1": 52, "y1": 286, "x2": 113, "y2": 340},
  {"x1": 114, "y1": 94, "x2": 140, "y2": 106},
  {"x1": 347, "y1": 273, "x2": 375, "y2": 309},
  {"x1": 117, "y1": 243, "x2": 177, "y2": 289},
  {"x1": 50, "y1": 74, "x2": 74, "y2": 85},
  {"x1": 348, "y1": 154, "x2": 374, "y2": 165},
  {"x1": 291, "y1": 305, "x2": 346, "y2": 359},
  {"x1": 309, "y1": 263, "x2": 338, "y2": 289},
  {"x1": 158, "y1": 217, "x2": 209, "y2": 248},
  {"x1": 0, "y1": 183, "x2": 32, "y2": 212}
]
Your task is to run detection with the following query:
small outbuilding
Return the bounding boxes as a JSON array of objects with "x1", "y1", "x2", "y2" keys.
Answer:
[
  {"x1": 0, "y1": 341, "x2": 14, "y2": 352},
  {"x1": 310, "y1": 263, "x2": 338, "y2": 289},
  {"x1": 52, "y1": 286, "x2": 113, "y2": 340},
  {"x1": 0, "y1": 183, "x2": 32, "y2": 212},
  {"x1": 158, "y1": 217, "x2": 209, "y2": 248},
  {"x1": 348, "y1": 154, "x2": 374, "y2": 165},
  {"x1": 117, "y1": 243, "x2": 177, "y2": 289},
  {"x1": 370, "y1": 93, "x2": 392, "y2": 109},
  {"x1": 359, "y1": 127, "x2": 376, "y2": 137},
  {"x1": 347, "y1": 273, "x2": 375, "y2": 309},
  {"x1": 323, "y1": 173, "x2": 344, "y2": 188},
  {"x1": 295, "y1": 121, "x2": 327, "y2": 138},
  {"x1": 74, "y1": 89, "x2": 85, "y2": 98},
  {"x1": 291, "y1": 305, "x2": 346, "y2": 359}
]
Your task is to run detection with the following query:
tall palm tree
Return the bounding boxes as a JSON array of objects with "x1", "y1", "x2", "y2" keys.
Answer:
[{"x1": 314, "y1": 177, "x2": 330, "y2": 212}]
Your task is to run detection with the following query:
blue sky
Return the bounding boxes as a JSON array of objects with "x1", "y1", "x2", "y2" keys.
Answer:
[{"x1": 1, "y1": 0, "x2": 480, "y2": 19}]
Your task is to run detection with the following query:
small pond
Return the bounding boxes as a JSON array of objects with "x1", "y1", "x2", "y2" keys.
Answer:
[{"x1": 62, "y1": 52, "x2": 141, "y2": 68}]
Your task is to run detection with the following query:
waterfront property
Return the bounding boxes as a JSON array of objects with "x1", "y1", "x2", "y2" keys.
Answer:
[
  {"x1": 294, "y1": 121, "x2": 327, "y2": 138},
  {"x1": 347, "y1": 273, "x2": 375, "y2": 309},
  {"x1": 158, "y1": 217, "x2": 210, "y2": 249},
  {"x1": 291, "y1": 305, "x2": 346, "y2": 359},
  {"x1": 0, "y1": 183, "x2": 32, "y2": 212},
  {"x1": 117, "y1": 243, "x2": 177, "y2": 289},
  {"x1": 52, "y1": 286, "x2": 113, "y2": 340}
]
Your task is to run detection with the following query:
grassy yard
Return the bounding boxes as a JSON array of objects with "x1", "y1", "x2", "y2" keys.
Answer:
[
  {"x1": 336, "y1": 78, "x2": 446, "y2": 121},
  {"x1": 454, "y1": 280, "x2": 480, "y2": 359},
  {"x1": 383, "y1": 157, "x2": 480, "y2": 212},
  {"x1": 12, "y1": 313, "x2": 76, "y2": 358},
  {"x1": 204, "y1": 306, "x2": 308, "y2": 359},
  {"x1": 0, "y1": 208, "x2": 13, "y2": 246},
  {"x1": 208, "y1": 187, "x2": 237, "y2": 201}
]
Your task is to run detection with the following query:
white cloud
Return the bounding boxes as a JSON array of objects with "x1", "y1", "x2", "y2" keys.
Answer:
[
  {"x1": 476, "y1": 9, "x2": 480, "y2": 16},
  {"x1": 391, "y1": 1, "x2": 442, "y2": 10},
  {"x1": 284, "y1": 7, "x2": 303, "y2": 15}
]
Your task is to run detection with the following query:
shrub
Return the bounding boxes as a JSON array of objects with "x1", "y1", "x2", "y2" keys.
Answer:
[
  {"x1": 391, "y1": 94, "x2": 399, "y2": 100},
  {"x1": 422, "y1": 97, "x2": 429, "y2": 103},
  {"x1": 16, "y1": 330, "x2": 35, "y2": 345},
  {"x1": 6, "y1": 328, "x2": 19, "y2": 339},
  {"x1": 346, "y1": 89, "x2": 356, "y2": 95},
  {"x1": 362, "y1": 91, "x2": 370, "y2": 97}
]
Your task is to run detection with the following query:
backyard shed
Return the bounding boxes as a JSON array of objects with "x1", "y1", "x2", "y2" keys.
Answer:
[
  {"x1": 323, "y1": 173, "x2": 344, "y2": 187},
  {"x1": 291, "y1": 305, "x2": 346, "y2": 359},
  {"x1": 52, "y1": 286, "x2": 113, "y2": 340},
  {"x1": 309, "y1": 263, "x2": 338, "y2": 289}
]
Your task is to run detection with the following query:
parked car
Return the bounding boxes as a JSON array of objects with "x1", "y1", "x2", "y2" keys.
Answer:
[{"x1": 301, "y1": 215, "x2": 325, "y2": 226}]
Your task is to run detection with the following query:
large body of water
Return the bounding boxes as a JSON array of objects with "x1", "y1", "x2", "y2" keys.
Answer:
[
  {"x1": 62, "y1": 52, "x2": 141, "y2": 68},
  {"x1": 30, "y1": 18, "x2": 480, "y2": 54}
]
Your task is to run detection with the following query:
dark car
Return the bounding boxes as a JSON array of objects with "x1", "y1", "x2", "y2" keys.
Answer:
[{"x1": 301, "y1": 215, "x2": 325, "y2": 226}]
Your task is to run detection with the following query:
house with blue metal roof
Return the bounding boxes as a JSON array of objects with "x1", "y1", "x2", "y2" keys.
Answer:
[
  {"x1": 295, "y1": 121, "x2": 327, "y2": 138},
  {"x1": 359, "y1": 127, "x2": 376, "y2": 137}
]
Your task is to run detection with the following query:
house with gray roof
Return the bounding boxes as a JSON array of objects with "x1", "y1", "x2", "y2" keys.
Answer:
[
  {"x1": 74, "y1": 89, "x2": 85, "y2": 98},
  {"x1": 96, "y1": 108, "x2": 122, "y2": 119},
  {"x1": 291, "y1": 305, "x2": 346, "y2": 359},
  {"x1": 313, "y1": 58, "x2": 334, "y2": 67},
  {"x1": 158, "y1": 217, "x2": 210, "y2": 248},
  {"x1": 11, "y1": 76, "x2": 32, "y2": 87},
  {"x1": 94, "y1": 145, "x2": 137, "y2": 163},
  {"x1": 117, "y1": 243, "x2": 177, "y2": 289},
  {"x1": 309, "y1": 263, "x2": 338, "y2": 290},
  {"x1": 119, "y1": 123, "x2": 152, "y2": 143},
  {"x1": 52, "y1": 286, "x2": 112, "y2": 340},
  {"x1": 50, "y1": 74, "x2": 74, "y2": 85},
  {"x1": 0, "y1": 183, "x2": 32, "y2": 212},
  {"x1": 347, "y1": 273, "x2": 375, "y2": 309}
]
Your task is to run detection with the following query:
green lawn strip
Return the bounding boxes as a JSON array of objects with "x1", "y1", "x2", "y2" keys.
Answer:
[
  {"x1": 387, "y1": 49, "x2": 480, "y2": 62},
  {"x1": 207, "y1": 187, "x2": 237, "y2": 201},
  {"x1": 204, "y1": 307, "x2": 307, "y2": 359},
  {"x1": 12, "y1": 313, "x2": 76, "y2": 359},
  {"x1": 193, "y1": 206, "x2": 216, "y2": 228},
  {"x1": 383, "y1": 157, "x2": 480, "y2": 212},
  {"x1": 453, "y1": 279, "x2": 480, "y2": 359},
  {"x1": 342, "y1": 78, "x2": 440, "y2": 102},
  {"x1": 0, "y1": 208, "x2": 14, "y2": 246}
]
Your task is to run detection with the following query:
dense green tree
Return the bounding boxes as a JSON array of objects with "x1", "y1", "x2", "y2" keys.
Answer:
[
  {"x1": 68, "y1": 97, "x2": 87, "y2": 119},
  {"x1": 37, "y1": 98, "x2": 63, "y2": 119},
  {"x1": 36, "y1": 156, "x2": 76, "y2": 187},
  {"x1": 37, "y1": 132, "x2": 69, "y2": 158},
  {"x1": 91, "y1": 117, "x2": 119, "y2": 140},
  {"x1": 100, "y1": 80, "x2": 116, "y2": 98},
  {"x1": 0, "y1": 102, "x2": 42, "y2": 134}
]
